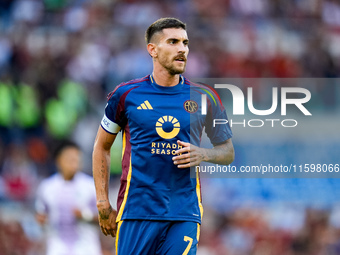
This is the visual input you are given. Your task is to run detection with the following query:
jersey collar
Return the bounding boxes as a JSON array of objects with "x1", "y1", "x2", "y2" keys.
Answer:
[{"x1": 149, "y1": 74, "x2": 185, "y2": 92}]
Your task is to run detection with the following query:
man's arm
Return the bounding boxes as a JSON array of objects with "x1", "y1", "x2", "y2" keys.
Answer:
[
  {"x1": 92, "y1": 126, "x2": 117, "y2": 237},
  {"x1": 172, "y1": 139, "x2": 234, "y2": 168},
  {"x1": 73, "y1": 208, "x2": 99, "y2": 223}
]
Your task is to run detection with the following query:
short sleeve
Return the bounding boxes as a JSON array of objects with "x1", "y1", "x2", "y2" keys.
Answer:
[
  {"x1": 101, "y1": 87, "x2": 126, "y2": 134},
  {"x1": 204, "y1": 90, "x2": 232, "y2": 145}
]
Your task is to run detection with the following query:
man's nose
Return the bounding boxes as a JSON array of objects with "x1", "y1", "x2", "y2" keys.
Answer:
[{"x1": 178, "y1": 42, "x2": 188, "y2": 53}]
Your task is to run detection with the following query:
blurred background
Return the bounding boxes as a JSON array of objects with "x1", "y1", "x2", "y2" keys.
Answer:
[{"x1": 1, "y1": 0, "x2": 340, "y2": 254}]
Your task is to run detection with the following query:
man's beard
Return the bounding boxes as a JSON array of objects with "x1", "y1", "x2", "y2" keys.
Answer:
[{"x1": 164, "y1": 62, "x2": 186, "y2": 75}]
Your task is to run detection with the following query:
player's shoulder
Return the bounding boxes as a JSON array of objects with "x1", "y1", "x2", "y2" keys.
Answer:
[
  {"x1": 184, "y1": 78, "x2": 216, "y2": 95},
  {"x1": 38, "y1": 173, "x2": 60, "y2": 189},
  {"x1": 76, "y1": 172, "x2": 93, "y2": 182},
  {"x1": 74, "y1": 172, "x2": 97, "y2": 193},
  {"x1": 107, "y1": 75, "x2": 150, "y2": 100},
  {"x1": 75, "y1": 172, "x2": 96, "y2": 187},
  {"x1": 185, "y1": 78, "x2": 224, "y2": 108}
]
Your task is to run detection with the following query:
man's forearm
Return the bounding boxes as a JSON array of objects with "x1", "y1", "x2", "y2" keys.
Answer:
[
  {"x1": 201, "y1": 141, "x2": 234, "y2": 165},
  {"x1": 92, "y1": 127, "x2": 118, "y2": 237},
  {"x1": 92, "y1": 145, "x2": 111, "y2": 209},
  {"x1": 173, "y1": 139, "x2": 234, "y2": 168}
]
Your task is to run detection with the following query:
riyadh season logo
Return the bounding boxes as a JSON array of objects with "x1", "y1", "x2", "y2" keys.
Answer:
[
  {"x1": 151, "y1": 115, "x2": 182, "y2": 155},
  {"x1": 201, "y1": 84, "x2": 312, "y2": 128},
  {"x1": 155, "y1": 115, "x2": 180, "y2": 139}
]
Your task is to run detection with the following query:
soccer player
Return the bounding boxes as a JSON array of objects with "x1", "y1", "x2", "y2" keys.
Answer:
[
  {"x1": 36, "y1": 141, "x2": 102, "y2": 255},
  {"x1": 92, "y1": 17, "x2": 234, "y2": 254}
]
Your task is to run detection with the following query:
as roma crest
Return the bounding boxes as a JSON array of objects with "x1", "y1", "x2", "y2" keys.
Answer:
[{"x1": 184, "y1": 100, "x2": 198, "y2": 113}]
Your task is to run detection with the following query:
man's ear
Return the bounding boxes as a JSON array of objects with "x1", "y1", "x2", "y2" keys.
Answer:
[{"x1": 147, "y1": 43, "x2": 157, "y2": 58}]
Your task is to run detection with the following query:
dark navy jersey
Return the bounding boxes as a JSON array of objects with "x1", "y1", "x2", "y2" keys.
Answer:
[{"x1": 101, "y1": 75, "x2": 232, "y2": 223}]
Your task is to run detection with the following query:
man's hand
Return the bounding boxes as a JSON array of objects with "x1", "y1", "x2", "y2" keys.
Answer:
[
  {"x1": 97, "y1": 204, "x2": 117, "y2": 238},
  {"x1": 172, "y1": 139, "x2": 234, "y2": 167},
  {"x1": 172, "y1": 140, "x2": 205, "y2": 168},
  {"x1": 35, "y1": 213, "x2": 48, "y2": 225},
  {"x1": 73, "y1": 208, "x2": 83, "y2": 220}
]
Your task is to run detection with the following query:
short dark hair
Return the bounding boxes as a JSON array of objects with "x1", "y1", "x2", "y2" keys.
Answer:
[
  {"x1": 145, "y1": 17, "x2": 186, "y2": 44},
  {"x1": 53, "y1": 140, "x2": 80, "y2": 160}
]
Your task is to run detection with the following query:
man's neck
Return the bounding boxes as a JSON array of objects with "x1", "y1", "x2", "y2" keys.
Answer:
[
  {"x1": 62, "y1": 173, "x2": 76, "y2": 181},
  {"x1": 152, "y1": 69, "x2": 181, "y2": 87}
]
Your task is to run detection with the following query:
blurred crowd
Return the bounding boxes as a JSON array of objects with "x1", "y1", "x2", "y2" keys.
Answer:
[
  {"x1": 1, "y1": 0, "x2": 340, "y2": 254},
  {"x1": 198, "y1": 178, "x2": 340, "y2": 255},
  {"x1": 198, "y1": 204, "x2": 340, "y2": 255}
]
